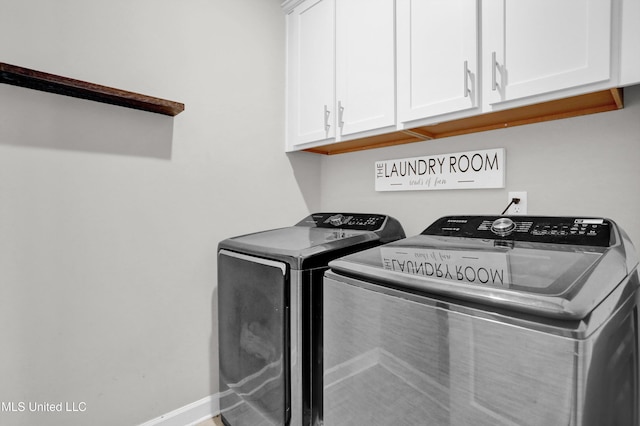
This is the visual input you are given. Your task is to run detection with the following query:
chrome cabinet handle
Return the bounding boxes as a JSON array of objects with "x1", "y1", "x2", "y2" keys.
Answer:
[
  {"x1": 464, "y1": 60, "x2": 472, "y2": 97},
  {"x1": 338, "y1": 101, "x2": 345, "y2": 129},
  {"x1": 324, "y1": 105, "x2": 331, "y2": 133},
  {"x1": 492, "y1": 51, "x2": 500, "y2": 91}
]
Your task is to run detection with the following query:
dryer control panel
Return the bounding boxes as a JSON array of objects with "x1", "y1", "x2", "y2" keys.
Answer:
[
  {"x1": 423, "y1": 216, "x2": 612, "y2": 247},
  {"x1": 297, "y1": 213, "x2": 388, "y2": 231}
]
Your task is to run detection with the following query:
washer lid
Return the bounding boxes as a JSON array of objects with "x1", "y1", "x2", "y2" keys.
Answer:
[
  {"x1": 222, "y1": 226, "x2": 378, "y2": 255},
  {"x1": 329, "y1": 216, "x2": 638, "y2": 319},
  {"x1": 218, "y1": 213, "x2": 405, "y2": 270}
]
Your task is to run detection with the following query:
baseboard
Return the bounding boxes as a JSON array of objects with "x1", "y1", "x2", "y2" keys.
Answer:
[{"x1": 138, "y1": 393, "x2": 220, "y2": 426}]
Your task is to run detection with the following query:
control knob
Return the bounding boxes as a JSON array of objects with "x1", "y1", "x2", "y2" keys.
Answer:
[
  {"x1": 328, "y1": 214, "x2": 350, "y2": 227},
  {"x1": 491, "y1": 218, "x2": 516, "y2": 236}
]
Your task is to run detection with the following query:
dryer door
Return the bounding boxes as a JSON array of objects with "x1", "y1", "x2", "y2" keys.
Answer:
[{"x1": 218, "y1": 250, "x2": 289, "y2": 425}]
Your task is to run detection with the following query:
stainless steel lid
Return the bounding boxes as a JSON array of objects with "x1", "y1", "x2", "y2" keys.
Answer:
[
  {"x1": 328, "y1": 215, "x2": 639, "y2": 319},
  {"x1": 218, "y1": 213, "x2": 405, "y2": 270}
]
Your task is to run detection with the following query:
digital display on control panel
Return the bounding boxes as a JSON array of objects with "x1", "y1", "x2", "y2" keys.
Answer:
[
  {"x1": 297, "y1": 213, "x2": 387, "y2": 231},
  {"x1": 422, "y1": 216, "x2": 612, "y2": 247}
]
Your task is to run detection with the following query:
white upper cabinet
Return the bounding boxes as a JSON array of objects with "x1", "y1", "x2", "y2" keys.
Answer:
[
  {"x1": 397, "y1": 0, "x2": 479, "y2": 124},
  {"x1": 286, "y1": 0, "x2": 335, "y2": 148},
  {"x1": 482, "y1": 0, "x2": 613, "y2": 110},
  {"x1": 285, "y1": 0, "x2": 395, "y2": 151},
  {"x1": 284, "y1": 0, "x2": 636, "y2": 153}
]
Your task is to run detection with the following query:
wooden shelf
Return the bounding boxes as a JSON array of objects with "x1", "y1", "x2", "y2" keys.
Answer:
[
  {"x1": 0, "y1": 62, "x2": 184, "y2": 116},
  {"x1": 305, "y1": 88, "x2": 624, "y2": 155}
]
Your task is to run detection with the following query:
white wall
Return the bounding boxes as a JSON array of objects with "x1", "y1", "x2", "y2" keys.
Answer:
[
  {"x1": 0, "y1": 1, "x2": 319, "y2": 425},
  {"x1": 3, "y1": 0, "x2": 639, "y2": 424},
  {"x1": 321, "y1": 85, "x2": 640, "y2": 246}
]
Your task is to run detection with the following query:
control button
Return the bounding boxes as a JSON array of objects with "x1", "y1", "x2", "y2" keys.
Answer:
[
  {"x1": 491, "y1": 218, "x2": 516, "y2": 237},
  {"x1": 478, "y1": 220, "x2": 492, "y2": 231}
]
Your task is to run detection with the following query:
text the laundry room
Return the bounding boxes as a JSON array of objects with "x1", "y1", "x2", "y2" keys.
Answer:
[
  {"x1": 375, "y1": 148, "x2": 505, "y2": 191},
  {"x1": 380, "y1": 247, "x2": 511, "y2": 288}
]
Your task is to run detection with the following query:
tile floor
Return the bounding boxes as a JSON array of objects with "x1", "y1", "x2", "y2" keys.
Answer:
[{"x1": 196, "y1": 416, "x2": 224, "y2": 426}]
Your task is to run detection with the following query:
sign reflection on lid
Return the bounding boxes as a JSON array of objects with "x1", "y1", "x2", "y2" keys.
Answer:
[{"x1": 380, "y1": 247, "x2": 511, "y2": 288}]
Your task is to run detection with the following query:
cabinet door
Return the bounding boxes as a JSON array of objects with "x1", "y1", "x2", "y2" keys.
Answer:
[
  {"x1": 286, "y1": 0, "x2": 335, "y2": 149},
  {"x1": 482, "y1": 0, "x2": 612, "y2": 108},
  {"x1": 335, "y1": 0, "x2": 395, "y2": 137},
  {"x1": 397, "y1": 0, "x2": 478, "y2": 124},
  {"x1": 620, "y1": 0, "x2": 640, "y2": 86}
]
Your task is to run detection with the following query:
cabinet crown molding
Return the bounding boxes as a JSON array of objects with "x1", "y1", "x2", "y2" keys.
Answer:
[{"x1": 282, "y1": 0, "x2": 305, "y2": 14}]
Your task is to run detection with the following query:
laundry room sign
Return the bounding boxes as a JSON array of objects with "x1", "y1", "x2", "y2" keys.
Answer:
[{"x1": 375, "y1": 148, "x2": 505, "y2": 191}]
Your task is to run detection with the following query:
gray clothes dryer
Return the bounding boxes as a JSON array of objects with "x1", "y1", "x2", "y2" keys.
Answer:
[{"x1": 217, "y1": 213, "x2": 405, "y2": 426}]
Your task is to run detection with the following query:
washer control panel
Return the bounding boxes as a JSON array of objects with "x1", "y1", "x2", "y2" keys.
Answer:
[
  {"x1": 423, "y1": 216, "x2": 612, "y2": 247},
  {"x1": 297, "y1": 213, "x2": 388, "y2": 231}
]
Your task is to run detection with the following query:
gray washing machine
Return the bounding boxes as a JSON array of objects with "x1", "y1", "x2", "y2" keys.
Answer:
[
  {"x1": 323, "y1": 215, "x2": 639, "y2": 426},
  {"x1": 217, "y1": 213, "x2": 405, "y2": 426}
]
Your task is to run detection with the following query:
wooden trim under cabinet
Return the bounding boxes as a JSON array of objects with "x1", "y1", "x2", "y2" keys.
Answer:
[
  {"x1": 0, "y1": 62, "x2": 184, "y2": 116},
  {"x1": 305, "y1": 88, "x2": 623, "y2": 155}
]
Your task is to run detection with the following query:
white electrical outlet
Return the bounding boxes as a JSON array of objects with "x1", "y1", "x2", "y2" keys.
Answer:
[{"x1": 506, "y1": 191, "x2": 528, "y2": 215}]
